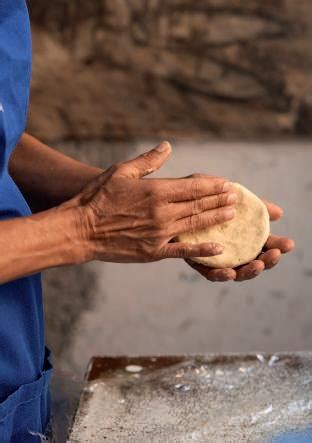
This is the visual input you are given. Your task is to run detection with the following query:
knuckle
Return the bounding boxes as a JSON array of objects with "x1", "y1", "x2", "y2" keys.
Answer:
[
  {"x1": 192, "y1": 198, "x2": 205, "y2": 215},
  {"x1": 211, "y1": 210, "x2": 223, "y2": 225},
  {"x1": 178, "y1": 245, "x2": 191, "y2": 257},
  {"x1": 218, "y1": 193, "x2": 227, "y2": 207},
  {"x1": 212, "y1": 211, "x2": 220, "y2": 224},
  {"x1": 191, "y1": 180, "x2": 201, "y2": 199},
  {"x1": 189, "y1": 213, "x2": 201, "y2": 231},
  {"x1": 214, "y1": 180, "x2": 225, "y2": 194}
]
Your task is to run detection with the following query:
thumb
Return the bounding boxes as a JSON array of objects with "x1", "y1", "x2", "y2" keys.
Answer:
[{"x1": 117, "y1": 141, "x2": 172, "y2": 178}]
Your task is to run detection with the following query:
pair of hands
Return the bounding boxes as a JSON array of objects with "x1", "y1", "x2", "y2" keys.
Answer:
[{"x1": 65, "y1": 142, "x2": 294, "y2": 282}]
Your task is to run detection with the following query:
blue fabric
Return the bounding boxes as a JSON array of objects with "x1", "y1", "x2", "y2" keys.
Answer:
[
  {"x1": 272, "y1": 428, "x2": 312, "y2": 442},
  {"x1": 0, "y1": 1, "x2": 50, "y2": 441}
]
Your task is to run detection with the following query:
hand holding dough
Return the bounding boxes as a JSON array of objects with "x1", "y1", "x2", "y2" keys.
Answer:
[{"x1": 177, "y1": 183, "x2": 270, "y2": 268}]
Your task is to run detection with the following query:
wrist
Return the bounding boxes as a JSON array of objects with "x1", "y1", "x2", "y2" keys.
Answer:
[
  {"x1": 0, "y1": 205, "x2": 93, "y2": 284},
  {"x1": 78, "y1": 166, "x2": 104, "y2": 189},
  {"x1": 52, "y1": 204, "x2": 94, "y2": 266}
]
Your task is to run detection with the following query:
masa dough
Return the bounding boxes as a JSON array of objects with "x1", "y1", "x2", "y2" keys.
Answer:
[{"x1": 178, "y1": 182, "x2": 270, "y2": 268}]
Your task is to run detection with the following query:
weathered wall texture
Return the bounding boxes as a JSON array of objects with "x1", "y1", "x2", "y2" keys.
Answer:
[{"x1": 28, "y1": 0, "x2": 312, "y2": 141}]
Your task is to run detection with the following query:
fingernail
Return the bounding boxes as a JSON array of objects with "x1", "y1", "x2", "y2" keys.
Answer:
[
  {"x1": 222, "y1": 182, "x2": 230, "y2": 192},
  {"x1": 227, "y1": 192, "x2": 237, "y2": 205},
  {"x1": 156, "y1": 141, "x2": 171, "y2": 153},
  {"x1": 224, "y1": 207, "x2": 236, "y2": 219}
]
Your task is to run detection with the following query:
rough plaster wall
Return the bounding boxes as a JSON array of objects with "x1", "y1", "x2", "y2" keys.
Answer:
[{"x1": 27, "y1": 0, "x2": 312, "y2": 141}]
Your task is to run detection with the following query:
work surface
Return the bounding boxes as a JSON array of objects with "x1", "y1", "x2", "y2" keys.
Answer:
[{"x1": 68, "y1": 353, "x2": 312, "y2": 442}]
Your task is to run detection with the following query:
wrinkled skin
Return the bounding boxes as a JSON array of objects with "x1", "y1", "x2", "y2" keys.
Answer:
[
  {"x1": 67, "y1": 142, "x2": 238, "y2": 264},
  {"x1": 64, "y1": 141, "x2": 294, "y2": 275}
]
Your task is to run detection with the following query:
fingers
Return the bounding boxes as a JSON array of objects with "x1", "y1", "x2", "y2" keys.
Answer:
[
  {"x1": 202, "y1": 268, "x2": 236, "y2": 282},
  {"x1": 160, "y1": 242, "x2": 223, "y2": 259},
  {"x1": 185, "y1": 259, "x2": 236, "y2": 281},
  {"x1": 258, "y1": 249, "x2": 281, "y2": 269},
  {"x1": 172, "y1": 192, "x2": 237, "y2": 220},
  {"x1": 183, "y1": 173, "x2": 224, "y2": 180},
  {"x1": 208, "y1": 250, "x2": 279, "y2": 283},
  {"x1": 235, "y1": 260, "x2": 265, "y2": 281},
  {"x1": 184, "y1": 235, "x2": 292, "y2": 283},
  {"x1": 264, "y1": 235, "x2": 295, "y2": 253},
  {"x1": 171, "y1": 206, "x2": 236, "y2": 237},
  {"x1": 162, "y1": 177, "x2": 230, "y2": 202},
  {"x1": 116, "y1": 141, "x2": 172, "y2": 179},
  {"x1": 262, "y1": 199, "x2": 283, "y2": 221},
  {"x1": 203, "y1": 268, "x2": 236, "y2": 282}
]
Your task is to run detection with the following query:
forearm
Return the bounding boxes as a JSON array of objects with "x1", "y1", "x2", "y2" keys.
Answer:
[
  {"x1": 0, "y1": 206, "x2": 86, "y2": 285},
  {"x1": 9, "y1": 133, "x2": 103, "y2": 212}
]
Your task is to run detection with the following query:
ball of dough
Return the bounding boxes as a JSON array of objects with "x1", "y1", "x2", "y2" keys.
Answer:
[{"x1": 177, "y1": 182, "x2": 270, "y2": 268}]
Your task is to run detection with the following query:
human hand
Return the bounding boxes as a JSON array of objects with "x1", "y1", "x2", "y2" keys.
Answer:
[
  {"x1": 185, "y1": 200, "x2": 294, "y2": 282},
  {"x1": 66, "y1": 142, "x2": 237, "y2": 264}
]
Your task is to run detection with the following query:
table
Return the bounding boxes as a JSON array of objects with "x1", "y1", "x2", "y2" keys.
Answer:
[{"x1": 68, "y1": 354, "x2": 312, "y2": 442}]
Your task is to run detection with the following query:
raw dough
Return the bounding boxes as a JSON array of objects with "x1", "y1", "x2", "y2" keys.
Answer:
[{"x1": 177, "y1": 182, "x2": 270, "y2": 268}]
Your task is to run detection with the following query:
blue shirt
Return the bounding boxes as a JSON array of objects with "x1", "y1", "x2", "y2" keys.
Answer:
[{"x1": 0, "y1": 1, "x2": 51, "y2": 440}]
